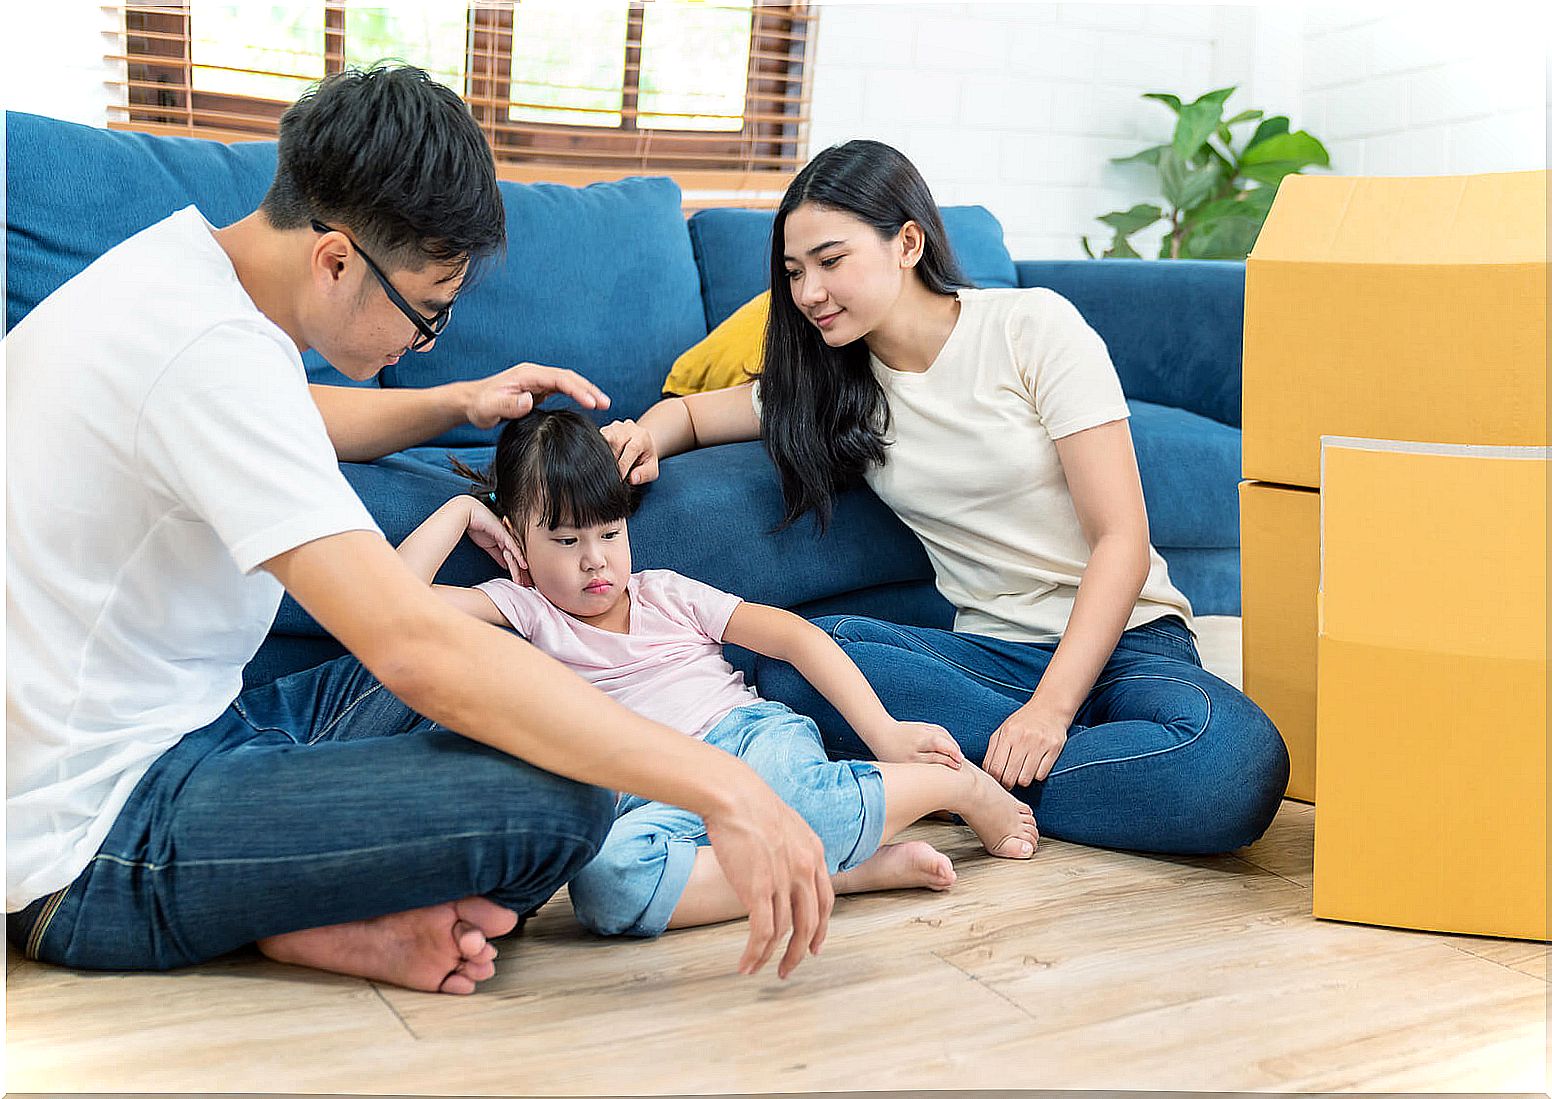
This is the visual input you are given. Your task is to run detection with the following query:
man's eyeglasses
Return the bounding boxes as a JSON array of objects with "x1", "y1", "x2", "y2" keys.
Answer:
[{"x1": 311, "y1": 220, "x2": 452, "y2": 351}]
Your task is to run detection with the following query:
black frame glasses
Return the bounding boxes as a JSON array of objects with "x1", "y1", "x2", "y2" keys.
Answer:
[{"x1": 311, "y1": 220, "x2": 452, "y2": 350}]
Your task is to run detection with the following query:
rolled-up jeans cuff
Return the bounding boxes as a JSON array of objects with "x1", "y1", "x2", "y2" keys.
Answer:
[
  {"x1": 836, "y1": 762, "x2": 885, "y2": 872},
  {"x1": 624, "y1": 835, "x2": 702, "y2": 938}
]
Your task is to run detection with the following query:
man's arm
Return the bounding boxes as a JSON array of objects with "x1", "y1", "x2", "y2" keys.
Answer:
[
  {"x1": 265, "y1": 531, "x2": 831, "y2": 976},
  {"x1": 310, "y1": 363, "x2": 611, "y2": 462}
]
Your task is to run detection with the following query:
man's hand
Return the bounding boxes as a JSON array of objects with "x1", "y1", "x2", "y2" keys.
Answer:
[
  {"x1": 983, "y1": 701, "x2": 1072, "y2": 789},
  {"x1": 701, "y1": 782, "x2": 834, "y2": 979},
  {"x1": 463, "y1": 363, "x2": 610, "y2": 428},
  {"x1": 601, "y1": 418, "x2": 661, "y2": 485},
  {"x1": 869, "y1": 720, "x2": 965, "y2": 769}
]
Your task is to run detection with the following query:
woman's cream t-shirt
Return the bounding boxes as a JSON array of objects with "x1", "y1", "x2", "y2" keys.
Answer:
[{"x1": 757, "y1": 286, "x2": 1193, "y2": 643}]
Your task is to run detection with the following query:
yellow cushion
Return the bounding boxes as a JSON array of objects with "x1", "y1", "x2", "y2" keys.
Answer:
[{"x1": 663, "y1": 291, "x2": 768, "y2": 396}]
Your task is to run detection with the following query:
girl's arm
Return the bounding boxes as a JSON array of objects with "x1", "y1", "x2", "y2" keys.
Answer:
[
  {"x1": 395, "y1": 495, "x2": 512, "y2": 626},
  {"x1": 982, "y1": 419, "x2": 1153, "y2": 789},
  {"x1": 722, "y1": 602, "x2": 963, "y2": 769},
  {"x1": 601, "y1": 383, "x2": 762, "y2": 485}
]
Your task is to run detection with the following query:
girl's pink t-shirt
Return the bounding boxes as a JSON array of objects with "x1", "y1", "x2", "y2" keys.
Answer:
[{"x1": 475, "y1": 569, "x2": 760, "y2": 738}]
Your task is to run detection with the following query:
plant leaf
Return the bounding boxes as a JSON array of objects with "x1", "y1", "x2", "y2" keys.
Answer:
[
  {"x1": 1143, "y1": 92, "x2": 1184, "y2": 114},
  {"x1": 1097, "y1": 203, "x2": 1164, "y2": 235},
  {"x1": 1107, "y1": 234, "x2": 1142, "y2": 259},
  {"x1": 1161, "y1": 148, "x2": 1224, "y2": 210},
  {"x1": 1240, "y1": 130, "x2": 1330, "y2": 168},
  {"x1": 1225, "y1": 109, "x2": 1263, "y2": 126},
  {"x1": 1174, "y1": 100, "x2": 1224, "y2": 158},
  {"x1": 1181, "y1": 214, "x2": 1263, "y2": 260},
  {"x1": 1111, "y1": 143, "x2": 1167, "y2": 166},
  {"x1": 1246, "y1": 115, "x2": 1290, "y2": 150}
]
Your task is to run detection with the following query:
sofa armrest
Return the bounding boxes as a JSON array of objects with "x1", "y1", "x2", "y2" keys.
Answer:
[{"x1": 1014, "y1": 259, "x2": 1244, "y2": 428}]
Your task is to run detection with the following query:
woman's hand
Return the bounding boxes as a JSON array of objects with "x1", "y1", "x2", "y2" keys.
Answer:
[
  {"x1": 983, "y1": 701, "x2": 1072, "y2": 789},
  {"x1": 463, "y1": 363, "x2": 610, "y2": 429},
  {"x1": 870, "y1": 720, "x2": 965, "y2": 769},
  {"x1": 601, "y1": 418, "x2": 661, "y2": 485}
]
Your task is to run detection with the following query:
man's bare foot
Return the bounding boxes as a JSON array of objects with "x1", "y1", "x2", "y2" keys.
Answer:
[
  {"x1": 953, "y1": 764, "x2": 1040, "y2": 859},
  {"x1": 257, "y1": 896, "x2": 518, "y2": 994},
  {"x1": 834, "y1": 840, "x2": 956, "y2": 895}
]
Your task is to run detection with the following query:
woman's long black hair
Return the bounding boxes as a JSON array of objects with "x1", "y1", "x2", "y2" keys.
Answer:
[{"x1": 761, "y1": 139, "x2": 971, "y2": 531}]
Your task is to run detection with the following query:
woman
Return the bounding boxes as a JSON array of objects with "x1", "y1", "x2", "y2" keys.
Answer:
[{"x1": 603, "y1": 140, "x2": 1288, "y2": 855}]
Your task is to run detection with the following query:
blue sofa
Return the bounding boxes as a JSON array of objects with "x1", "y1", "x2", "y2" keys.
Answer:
[{"x1": 5, "y1": 111, "x2": 1245, "y2": 688}]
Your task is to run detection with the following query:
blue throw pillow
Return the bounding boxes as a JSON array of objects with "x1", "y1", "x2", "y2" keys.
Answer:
[{"x1": 688, "y1": 204, "x2": 1018, "y2": 330}]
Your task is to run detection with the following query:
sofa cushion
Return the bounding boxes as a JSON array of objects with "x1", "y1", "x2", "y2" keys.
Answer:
[
  {"x1": 3, "y1": 111, "x2": 367, "y2": 387},
  {"x1": 1016, "y1": 258, "x2": 1245, "y2": 428},
  {"x1": 1128, "y1": 399, "x2": 1241, "y2": 549},
  {"x1": 379, "y1": 175, "x2": 707, "y2": 444},
  {"x1": 689, "y1": 205, "x2": 1019, "y2": 330}
]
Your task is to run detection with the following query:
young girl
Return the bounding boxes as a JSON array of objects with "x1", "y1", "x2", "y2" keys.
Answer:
[
  {"x1": 603, "y1": 139, "x2": 1290, "y2": 856},
  {"x1": 397, "y1": 409, "x2": 1039, "y2": 940}
]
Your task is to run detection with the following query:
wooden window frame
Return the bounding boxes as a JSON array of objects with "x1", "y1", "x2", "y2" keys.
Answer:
[{"x1": 113, "y1": 2, "x2": 813, "y2": 202}]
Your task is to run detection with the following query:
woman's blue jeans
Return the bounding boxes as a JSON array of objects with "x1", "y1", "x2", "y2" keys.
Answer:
[
  {"x1": 7, "y1": 655, "x2": 616, "y2": 971},
  {"x1": 756, "y1": 615, "x2": 1289, "y2": 855}
]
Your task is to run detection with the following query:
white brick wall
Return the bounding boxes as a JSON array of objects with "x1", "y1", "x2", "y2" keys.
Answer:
[
  {"x1": 809, "y1": 0, "x2": 1548, "y2": 261},
  {"x1": 2, "y1": 5, "x2": 123, "y2": 128},
  {"x1": 1298, "y1": 4, "x2": 1545, "y2": 177},
  {"x1": 809, "y1": 1, "x2": 1267, "y2": 260}
]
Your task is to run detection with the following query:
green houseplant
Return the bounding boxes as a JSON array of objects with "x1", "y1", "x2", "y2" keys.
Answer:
[{"x1": 1084, "y1": 86, "x2": 1330, "y2": 260}]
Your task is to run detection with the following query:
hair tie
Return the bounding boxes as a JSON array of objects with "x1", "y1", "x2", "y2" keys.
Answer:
[{"x1": 486, "y1": 491, "x2": 497, "y2": 505}]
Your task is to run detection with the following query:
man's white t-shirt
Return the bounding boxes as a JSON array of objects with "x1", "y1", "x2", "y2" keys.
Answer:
[
  {"x1": 5, "y1": 206, "x2": 380, "y2": 911},
  {"x1": 756, "y1": 286, "x2": 1193, "y2": 644}
]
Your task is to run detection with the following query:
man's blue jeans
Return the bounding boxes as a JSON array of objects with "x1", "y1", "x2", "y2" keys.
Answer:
[
  {"x1": 756, "y1": 615, "x2": 1289, "y2": 855},
  {"x1": 7, "y1": 655, "x2": 616, "y2": 970}
]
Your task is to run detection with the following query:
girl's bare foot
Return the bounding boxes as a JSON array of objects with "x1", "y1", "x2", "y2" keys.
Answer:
[
  {"x1": 833, "y1": 840, "x2": 956, "y2": 895},
  {"x1": 257, "y1": 896, "x2": 518, "y2": 994},
  {"x1": 954, "y1": 764, "x2": 1040, "y2": 859}
]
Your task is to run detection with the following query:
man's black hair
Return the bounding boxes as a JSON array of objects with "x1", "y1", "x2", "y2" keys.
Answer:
[{"x1": 261, "y1": 64, "x2": 505, "y2": 271}]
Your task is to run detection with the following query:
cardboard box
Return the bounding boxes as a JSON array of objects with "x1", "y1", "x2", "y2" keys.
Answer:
[
  {"x1": 1243, "y1": 171, "x2": 1548, "y2": 489},
  {"x1": 1313, "y1": 437, "x2": 1548, "y2": 940},
  {"x1": 1240, "y1": 481, "x2": 1320, "y2": 802}
]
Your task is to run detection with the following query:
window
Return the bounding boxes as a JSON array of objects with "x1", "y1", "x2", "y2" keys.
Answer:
[{"x1": 115, "y1": 2, "x2": 815, "y2": 187}]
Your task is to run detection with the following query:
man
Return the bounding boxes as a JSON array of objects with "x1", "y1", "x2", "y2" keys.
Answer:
[{"x1": 6, "y1": 65, "x2": 832, "y2": 994}]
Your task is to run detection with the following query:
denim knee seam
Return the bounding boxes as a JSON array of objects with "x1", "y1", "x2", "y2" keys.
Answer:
[
  {"x1": 828, "y1": 617, "x2": 1032, "y2": 695},
  {"x1": 229, "y1": 698, "x2": 296, "y2": 740},
  {"x1": 89, "y1": 825, "x2": 606, "y2": 873},
  {"x1": 308, "y1": 682, "x2": 387, "y2": 745},
  {"x1": 23, "y1": 884, "x2": 72, "y2": 959},
  {"x1": 1050, "y1": 673, "x2": 1214, "y2": 779}
]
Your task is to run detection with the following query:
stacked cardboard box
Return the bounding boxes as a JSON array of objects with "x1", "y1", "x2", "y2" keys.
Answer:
[
  {"x1": 1313, "y1": 438, "x2": 1546, "y2": 939},
  {"x1": 1240, "y1": 170, "x2": 1547, "y2": 804}
]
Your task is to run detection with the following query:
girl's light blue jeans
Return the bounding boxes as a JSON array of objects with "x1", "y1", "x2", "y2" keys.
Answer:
[
  {"x1": 6, "y1": 654, "x2": 617, "y2": 970},
  {"x1": 755, "y1": 615, "x2": 1289, "y2": 856},
  {"x1": 567, "y1": 700, "x2": 884, "y2": 938}
]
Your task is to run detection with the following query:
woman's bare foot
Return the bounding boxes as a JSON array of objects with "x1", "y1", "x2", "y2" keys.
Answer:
[
  {"x1": 953, "y1": 764, "x2": 1040, "y2": 859},
  {"x1": 833, "y1": 840, "x2": 956, "y2": 895},
  {"x1": 257, "y1": 896, "x2": 518, "y2": 994}
]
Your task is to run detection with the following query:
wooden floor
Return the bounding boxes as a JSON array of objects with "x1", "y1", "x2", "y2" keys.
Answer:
[{"x1": 6, "y1": 618, "x2": 1546, "y2": 1094}]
